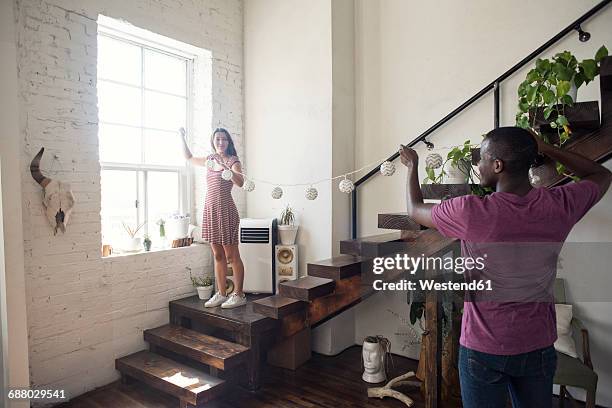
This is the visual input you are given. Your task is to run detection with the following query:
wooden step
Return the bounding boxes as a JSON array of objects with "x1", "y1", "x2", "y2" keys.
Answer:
[
  {"x1": 339, "y1": 231, "x2": 422, "y2": 257},
  {"x1": 307, "y1": 255, "x2": 369, "y2": 280},
  {"x1": 252, "y1": 295, "x2": 307, "y2": 319},
  {"x1": 144, "y1": 324, "x2": 249, "y2": 371},
  {"x1": 115, "y1": 350, "x2": 225, "y2": 407},
  {"x1": 421, "y1": 183, "x2": 476, "y2": 200},
  {"x1": 169, "y1": 294, "x2": 277, "y2": 334},
  {"x1": 531, "y1": 101, "x2": 600, "y2": 135},
  {"x1": 377, "y1": 213, "x2": 422, "y2": 230},
  {"x1": 279, "y1": 276, "x2": 335, "y2": 301}
]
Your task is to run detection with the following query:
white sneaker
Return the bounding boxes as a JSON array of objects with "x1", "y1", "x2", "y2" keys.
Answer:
[
  {"x1": 204, "y1": 291, "x2": 228, "y2": 308},
  {"x1": 221, "y1": 293, "x2": 247, "y2": 309}
]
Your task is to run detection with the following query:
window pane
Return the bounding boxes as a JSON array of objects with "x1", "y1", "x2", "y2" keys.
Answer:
[
  {"x1": 144, "y1": 49, "x2": 187, "y2": 96},
  {"x1": 101, "y1": 170, "x2": 139, "y2": 245},
  {"x1": 143, "y1": 90, "x2": 186, "y2": 131},
  {"x1": 97, "y1": 35, "x2": 142, "y2": 85},
  {"x1": 144, "y1": 129, "x2": 185, "y2": 166},
  {"x1": 98, "y1": 81, "x2": 142, "y2": 126},
  {"x1": 99, "y1": 124, "x2": 141, "y2": 164},
  {"x1": 147, "y1": 171, "x2": 180, "y2": 229}
]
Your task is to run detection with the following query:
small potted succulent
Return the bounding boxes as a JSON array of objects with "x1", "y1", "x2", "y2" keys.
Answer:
[
  {"x1": 188, "y1": 268, "x2": 214, "y2": 300},
  {"x1": 278, "y1": 204, "x2": 298, "y2": 245},
  {"x1": 143, "y1": 234, "x2": 152, "y2": 251}
]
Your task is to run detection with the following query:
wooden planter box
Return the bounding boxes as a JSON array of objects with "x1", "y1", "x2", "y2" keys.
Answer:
[{"x1": 529, "y1": 101, "x2": 600, "y2": 144}]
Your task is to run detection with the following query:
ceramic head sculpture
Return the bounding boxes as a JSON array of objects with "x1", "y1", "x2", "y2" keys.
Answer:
[{"x1": 362, "y1": 335, "x2": 391, "y2": 383}]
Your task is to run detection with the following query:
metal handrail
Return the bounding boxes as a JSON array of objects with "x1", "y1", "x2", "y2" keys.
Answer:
[{"x1": 351, "y1": 0, "x2": 611, "y2": 238}]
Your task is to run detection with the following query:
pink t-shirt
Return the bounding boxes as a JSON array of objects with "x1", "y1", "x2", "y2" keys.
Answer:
[{"x1": 431, "y1": 180, "x2": 600, "y2": 355}]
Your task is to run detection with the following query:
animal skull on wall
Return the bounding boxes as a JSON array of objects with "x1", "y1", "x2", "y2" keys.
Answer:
[{"x1": 30, "y1": 147, "x2": 76, "y2": 235}]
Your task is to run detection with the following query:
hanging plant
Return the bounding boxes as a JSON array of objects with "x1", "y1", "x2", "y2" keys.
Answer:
[{"x1": 515, "y1": 46, "x2": 608, "y2": 146}]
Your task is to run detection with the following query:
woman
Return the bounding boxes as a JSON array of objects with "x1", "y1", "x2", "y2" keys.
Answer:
[{"x1": 180, "y1": 127, "x2": 247, "y2": 309}]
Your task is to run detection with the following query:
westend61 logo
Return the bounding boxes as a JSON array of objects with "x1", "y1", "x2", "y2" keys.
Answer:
[{"x1": 371, "y1": 254, "x2": 492, "y2": 292}]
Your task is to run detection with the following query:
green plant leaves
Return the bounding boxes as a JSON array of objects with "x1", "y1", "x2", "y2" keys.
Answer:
[
  {"x1": 581, "y1": 59, "x2": 597, "y2": 81},
  {"x1": 552, "y1": 63, "x2": 574, "y2": 81},
  {"x1": 595, "y1": 45, "x2": 608, "y2": 63},
  {"x1": 526, "y1": 85, "x2": 537, "y2": 103},
  {"x1": 556, "y1": 80, "x2": 570, "y2": 97},
  {"x1": 410, "y1": 301, "x2": 424, "y2": 325},
  {"x1": 556, "y1": 115, "x2": 569, "y2": 127},
  {"x1": 543, "y1": 89, "x2": 555, "y2": 105}
]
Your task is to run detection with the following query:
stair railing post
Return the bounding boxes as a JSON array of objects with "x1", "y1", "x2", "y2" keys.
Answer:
[
  {"x1": 352, "y1": 188, "x2": 357, "y2": 239},
  {"x1": 494, "y1": 81, "x2": 500, "y2": 128}
]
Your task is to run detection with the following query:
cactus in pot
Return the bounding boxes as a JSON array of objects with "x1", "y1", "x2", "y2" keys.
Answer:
[{"x1": 278, "y1": 204, "x2": 298, "y2": 245}]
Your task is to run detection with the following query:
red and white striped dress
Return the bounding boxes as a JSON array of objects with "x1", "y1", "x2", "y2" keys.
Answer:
[{"x1": 202, "y1": 154, "x2": 240, "y2": 245}]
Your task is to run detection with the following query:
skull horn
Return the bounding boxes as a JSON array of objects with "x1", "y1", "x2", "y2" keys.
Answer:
[{"x1": 30, "y1": 147, "x2": 51, "y2": 188}]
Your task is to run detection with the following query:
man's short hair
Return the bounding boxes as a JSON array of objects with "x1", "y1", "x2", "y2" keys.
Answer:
[{"x1": 483, "y1": 127, "x2": 538, "y2": 174}]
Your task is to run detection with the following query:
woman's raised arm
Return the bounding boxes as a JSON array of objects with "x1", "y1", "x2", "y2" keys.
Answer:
[{"x1": 179, "y1": 128, "x2": 207, "y2": 166}]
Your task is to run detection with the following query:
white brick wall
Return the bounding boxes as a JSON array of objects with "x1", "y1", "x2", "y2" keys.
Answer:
[{"x1": 14, "y1": 0, "x2": 244, "y2": 403}]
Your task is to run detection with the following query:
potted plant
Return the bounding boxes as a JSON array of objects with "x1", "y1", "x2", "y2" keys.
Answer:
[
  {"x1": 121, "y1": 220, "x2": 146, "y2": 252},
  {"x1": 143, "y1": 234, "x2": 152, "y2": 251},
  {"x1": 156, "y1": 218, "x2": 167, "y2": 248},
  {"x1": 423, "y1": 140, "x2": 491, "y2": 197},
  {"x1": 188, "y1": 268, "x2": 214, "y2": 300},
  {"x1": 278, "y1": 204, "x2": 298, "y2": 245},
  {"x1": 515, "y1": 46, "x2": 608, "y2": 146}
]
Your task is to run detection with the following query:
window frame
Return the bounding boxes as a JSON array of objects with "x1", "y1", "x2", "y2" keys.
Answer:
[{"x1": 97, "y1": 22, "x2": 195, "y2": 240}]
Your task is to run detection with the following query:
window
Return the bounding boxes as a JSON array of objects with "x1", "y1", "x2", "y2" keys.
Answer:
[{"x1": 97, "y1": 17, "x2": 194, "y2": 248}]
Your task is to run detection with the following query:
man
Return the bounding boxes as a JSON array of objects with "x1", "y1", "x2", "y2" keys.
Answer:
[{"x1": 399, "y1": 126, "x2": 611, "y2": 408}]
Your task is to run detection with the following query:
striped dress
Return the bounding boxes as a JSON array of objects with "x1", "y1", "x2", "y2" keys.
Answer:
[{"x1": 202, "y1": 154, "x2": 240, "y2": 245}]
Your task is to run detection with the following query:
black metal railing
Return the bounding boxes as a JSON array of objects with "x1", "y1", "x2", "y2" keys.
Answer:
[{"x1": 351, "y1": 0, "x2": 611, "y2": 239}]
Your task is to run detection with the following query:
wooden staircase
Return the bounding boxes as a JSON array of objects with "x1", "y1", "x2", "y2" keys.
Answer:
[
  {"x1": 114, "y1": 213, "x2": 456, "y2": 407},
  {"x1": 114, "y1": 55, "x2": 612, "y2": 408},
  {"x1": 115, "y1": 294, "x2": 277, "y2": 407},
  {"x1": 420, "y1": 56, "x2": 612, "y2": 199}
]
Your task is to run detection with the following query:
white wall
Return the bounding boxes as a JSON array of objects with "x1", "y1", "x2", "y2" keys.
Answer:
[
  {"x1": 559, "y1": 160, "x2": 612, "y2": 406},
  {"x1": 12, "y1": 0, "x2": 244, "y2": 403},
  {"x1": 244, "y1": 0, "x2": 333, "y2": 276},
  {"x1": 352, "y1": 1, "x2": 612, "y2": 405}
]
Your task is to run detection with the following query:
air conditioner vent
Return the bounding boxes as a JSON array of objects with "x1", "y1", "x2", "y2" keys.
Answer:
[{"x1": 240, "y1": 227, "x2": 270, "y2": 243}]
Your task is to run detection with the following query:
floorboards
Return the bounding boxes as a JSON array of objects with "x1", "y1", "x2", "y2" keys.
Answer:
[{"x1": 57, "y1": 346, "x2": 587, "y2": 408}]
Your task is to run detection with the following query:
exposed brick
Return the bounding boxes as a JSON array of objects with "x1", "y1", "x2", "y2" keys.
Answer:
[{"x1": 17, "y1": 0, "x2": 242, "y2": 402}]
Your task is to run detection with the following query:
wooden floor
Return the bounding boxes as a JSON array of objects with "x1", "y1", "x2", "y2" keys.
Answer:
[{"x1": 58, "y1": 346, "x2": 584, "y2": 408}]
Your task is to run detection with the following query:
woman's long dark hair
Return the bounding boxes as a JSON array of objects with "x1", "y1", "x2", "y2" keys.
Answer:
[{"x1": 211, "y1": 128, "x2": 238, "y2": 157}]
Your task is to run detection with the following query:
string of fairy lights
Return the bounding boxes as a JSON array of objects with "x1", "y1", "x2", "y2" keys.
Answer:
[{"x1": 208, "y1": 141, "x2": 482, "y2": 201}]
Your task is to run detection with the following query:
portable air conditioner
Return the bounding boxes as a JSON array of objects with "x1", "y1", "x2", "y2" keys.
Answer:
[
  {"x1": 275, "y1": 244, "x2": 298, "y2": 291},
  {"x1": 232, "y1": 218, "x2": 277, "y2": 294}
]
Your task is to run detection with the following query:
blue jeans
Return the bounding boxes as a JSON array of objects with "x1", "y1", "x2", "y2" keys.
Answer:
[{"x1": 459, "y1": 345, "x2": 557, "y2": 408}]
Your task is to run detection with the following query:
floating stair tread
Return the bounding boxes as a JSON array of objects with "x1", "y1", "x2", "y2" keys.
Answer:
[
  {"x1": 144, "y1": 324, "x2": 249, "y2": 371},
  {"x1": 279, "y1": 276, "x2": 335, "y2": 301},
  {"x1": 531, "y1": 101, "x2": 600, "y2": 131},
  {"x1": 252, "y1": 295, "x2": 307, "y2": 319},
  {"x1": 378, "y1": 213, "x2": 421, "y2": 230},
  {"x1": 420, "y1": 184, "x2": 476, "y2": 200},
  {"x1": 115, "y1": 350, "x2": 225, "y2": 406},
  {"x1": 340, "y1": 231, "x2": 422, "y2": 257},
  {"x1": 307, "y1": 255, "x2": 370, "y2": 280},
  {"x1": 169, "y1": 294, "x2": 277, "y2": 334}
]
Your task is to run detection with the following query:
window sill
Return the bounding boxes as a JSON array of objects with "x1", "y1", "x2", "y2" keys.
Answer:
[{"x1": 102, "y1": 242, "x2": 208, "y2": 260}]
